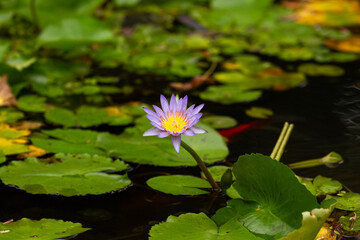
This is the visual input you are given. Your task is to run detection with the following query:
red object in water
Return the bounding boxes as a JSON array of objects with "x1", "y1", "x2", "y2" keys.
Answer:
[{"x1": 218, "y1": 120, "x2": 268, "y2": 141}]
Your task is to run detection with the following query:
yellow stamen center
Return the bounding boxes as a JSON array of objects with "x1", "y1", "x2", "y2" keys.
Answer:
[{"x1": 161, "y1": 112, "x2": 188, "y2": 134}]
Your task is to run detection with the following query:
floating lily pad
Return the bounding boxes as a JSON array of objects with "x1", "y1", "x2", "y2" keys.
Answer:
[
  {"x1": 201, "y1": 166, "x2": 231, "y2": 182},
  {"x1": 45, "y1": 106, "x2": 133, "y2": 127},
  {"x1": 38, "y1": 17, "x2": 113, "y2": 50},
  {"x1": 329, "y1": 192, "x2": 360, "y2": 211},
  {"x1": 31, "y1": 129, "x2": 105, "y2": 155},
  {"x1": 0, "y1": 108, "x2": 24, "y2": 123},
  {"x1": 149, "y1": 212, "x2": 262, "y2": 240},
  {"x1": 201, "y1": 116, "x2": 237, "y2": 129},
  {"x1": 96, "y1": 120, "x2": 228, "y2": 166},
  {"x1": 200, "y1": 85, "x2": 262, "y2": 104},
  {"x1": 0, "y1": 153, "x2": 131, "y2": 196},
  {"x1": 231, "y1": 154, "x2": 319, "y2": 238},
  {"x1": 297, "y1": 63, "x2": 345, "y2": 76},
  {"x1": 313, "y1": 175, "x2": 342, "y2": 196},
  {"x1": 147, "y1": 175, "x2": 211, "y2": 195},
  {"x1": 0, "y1": 123, "x2": 30, "y2": 155},
  {"x1": 0, "y1": 150, "x2": 5, "y2": 163},
  {"x1": 17, "y1": 95, "x2": 50, "y2": 112},
  {"x1": 245, "y1": 106, "x2": 273, "y2": 119},
  {"x1": 0, "y1": 218, "x2": 90, "y2": 240}
]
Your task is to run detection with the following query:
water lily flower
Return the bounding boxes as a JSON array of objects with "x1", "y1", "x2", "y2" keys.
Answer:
[{"x1": 143, "y1": 94, "x2": 207, "y2": 153}]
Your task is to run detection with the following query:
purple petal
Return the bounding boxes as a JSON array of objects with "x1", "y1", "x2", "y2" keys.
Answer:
[
  {"x1": 182, "y1": 129, "x2": 195, "y2": 136},
  {"x1": 153, "y1": 105, "x2": 165, "y2": 118},
  {"x1": 180, "y1": 96, "x2": 188, "y2": 112},
  {"x1": 143, "y1": 127, "x2": 162, "y2": 136},
  {"x1": 171, "y1": 135, "x2": 181, "y2": 153},
  {"x1": 185, "y1": 104, "x2": 195, "y2": 116},
  {"x1": 146, "y1": 114, "x2": 161, "y2": 124},
  {"x1": 151, "y1": 121, "x2": 164, "y2": 130},
  {"x1": 189, "y1": 125, "x2": 207, "y2": 134},
  {"x1": 169, "y1": 94, "x2": 177, "y2": 113},
  {"x1": 143, "y1": 107, "x2": 158, "y2": 118},
  {"x1": 158, "y1": 132, "x2": 170, "y2": 138},
  {"x1": 160, "y1": 95, "x2": 170, "y2": 114},
  {"x1": 188, "y1": 113, "x2": 202, "y2": 127},
  {"x1": 190, "y1": 104, "x2": 204, "y2": 116}
]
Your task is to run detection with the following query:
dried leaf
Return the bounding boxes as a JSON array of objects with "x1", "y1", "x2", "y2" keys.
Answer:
[
  {"x1": 0, "y1": 75, "x2": 17, "y2": 107},
  {"x1": 170, "y1": 75, "x2": 214, "y2": 91},
  {"x1": 325, "y1": 35, "x2": 360, "y2": 53}
]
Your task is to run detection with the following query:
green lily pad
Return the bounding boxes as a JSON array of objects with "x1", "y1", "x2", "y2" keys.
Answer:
[
  {"x1": 96, "y1": 120, "x2": 228, "y2": 166},
  {"x1": 147, "y1": 175, "x2": 211, "y2": 195},
  {"x1": 339, "y1": 211, "x2": 360, "y2": 231},
  {"x1": 0, "y1": 218, "x2": 90, "y2": 240},
  {"x1": 231, "y1": 154, "x2": 319, "y2": 238},
  {"x1": 45, "y1": 106, "x2": 133, "y2": 127},
  {"x1": 313, "y1": 175, "x2": 342, "y2": 196},
  {"x1": 4, "y1": 0, "x2": 104, "y2": 27},
  {"x1": 329, "y1": 192, "x2": 360, "y2": 211},
  {"x1": 200, "y1": 85, "x2": 262, "y2": 104},
  {"x1": 31, "y1": 129, "x2": 105, "y2": 155},
  {"x1": 201, "y1": 116, "x2": 237, "y2": 129},
  {"x1": 0, "y1": 153, "x2": 131, "y2": 196},
  {"x1": 149, "y1": 212, "x2": 262, "y2": 240},
  {"x1": 245, "y1": 106, "x2": 273, "y2": 119},
  {"x1": 201, "y1": 166, "x2": 231, "y2": 182},
  {"x1": 38, "y1": 17, "x2": 113, "y2": 50},
  {"x1": 17, "y1": 95, "x2": 50, "y2": 112},
  {"x1": 297, "y1": 63, "x2": 345, "y2": 77},
  {"x1": 0, "y1": 150, "x2": 5, "y2": 164},
  {"x1": 0, "y1": 108, "x2": 24, "y2": 123}
]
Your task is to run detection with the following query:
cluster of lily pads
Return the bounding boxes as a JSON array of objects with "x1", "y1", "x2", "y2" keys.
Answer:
[{"x1": 0, "y1": 0, "x2": 360, "y2": 239}]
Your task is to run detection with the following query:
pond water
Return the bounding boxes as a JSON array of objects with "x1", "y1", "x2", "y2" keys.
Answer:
[{"x1": 1, "y1": 61, "x2": 359, "y2": 240}]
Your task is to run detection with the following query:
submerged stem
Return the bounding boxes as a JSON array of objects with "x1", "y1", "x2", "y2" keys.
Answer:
[
  {"x1": 270, "y1": 122, "x2": 294, "y2": 161},
  {"x1": 181, "y1": 141, "x2": 221, "y2": 191}
]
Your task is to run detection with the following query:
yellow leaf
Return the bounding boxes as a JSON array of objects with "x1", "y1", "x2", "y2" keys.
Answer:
[
  {"x1": 17, "y1": 145, "x2": 48, "y2": 159},
  {"x1": 325, "y1": 35, "x2": 360, "y2": 53},
  {"x1": 0, "y1": 123, "x2": 31, "y2": 139}
]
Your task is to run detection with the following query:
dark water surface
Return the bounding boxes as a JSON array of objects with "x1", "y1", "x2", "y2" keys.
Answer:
[{"x1": 0, "y1": 63, "x2": 360, "y2": 239}]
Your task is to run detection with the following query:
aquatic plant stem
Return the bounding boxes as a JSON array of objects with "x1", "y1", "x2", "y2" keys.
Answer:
[
  {"x1": 181, "y1": 140, "x2": 221, "y2": 191},
  {"x1": 270, "y1": 122, "x2": 294, "y2": 161},
  {"x1": 30, "y1": 0, "x2": 40, "y2": 32}
]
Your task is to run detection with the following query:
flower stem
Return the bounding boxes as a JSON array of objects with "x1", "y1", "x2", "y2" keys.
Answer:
[
  {"x1": 270, "y1": 122, "x2": 294, "y2": 161},
  {"x1": 181, "y1": 140, "x2": 221, "y2": 191}
]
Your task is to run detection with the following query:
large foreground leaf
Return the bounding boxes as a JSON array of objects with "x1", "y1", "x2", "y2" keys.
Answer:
[
  {"x1": 0, "y1": 153, "x2": 131, "y2": 196},
  {"x1": 0, "y1": 218, "x2": 89, "y2": 240},
  {"x1": 231, "y1": 154, "x2": 319, "y2": 239},
  {"x1": 149, "y1": 213, "x2": 262, "y2": 240}
]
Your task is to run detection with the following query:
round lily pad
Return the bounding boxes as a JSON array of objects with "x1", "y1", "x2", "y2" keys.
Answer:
[
  {"x1": 0, "y1": 153, "x2": 131, "y2": 196},
  {"x1": 0, "y1": 218, "x2": 89, "y2": 240},
  {"x1": 147, "y1": 175, "x2": 211, "y2": 195},
  {"x1": 201, "y1": 116, "x2": 237, "y2": 129}
]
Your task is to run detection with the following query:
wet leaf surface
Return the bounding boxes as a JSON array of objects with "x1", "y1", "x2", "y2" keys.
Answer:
[
  {"x1": 0, "y1": 153, "x2": 131, "y2": 196},
  {"x1": 0, "y1": 218, "x2": 90, "y2": 240}
]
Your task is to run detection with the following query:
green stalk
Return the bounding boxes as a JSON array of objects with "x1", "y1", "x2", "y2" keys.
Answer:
[
  {"x1": 270, "y1": 122, "x2": 294, "y2": 161},
  {"x1": 181, "y1": 140, "x2": 221, "y2": 191},
  {"x1": 30, "y1": 0, "x2": 40, "y2": 32}
]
